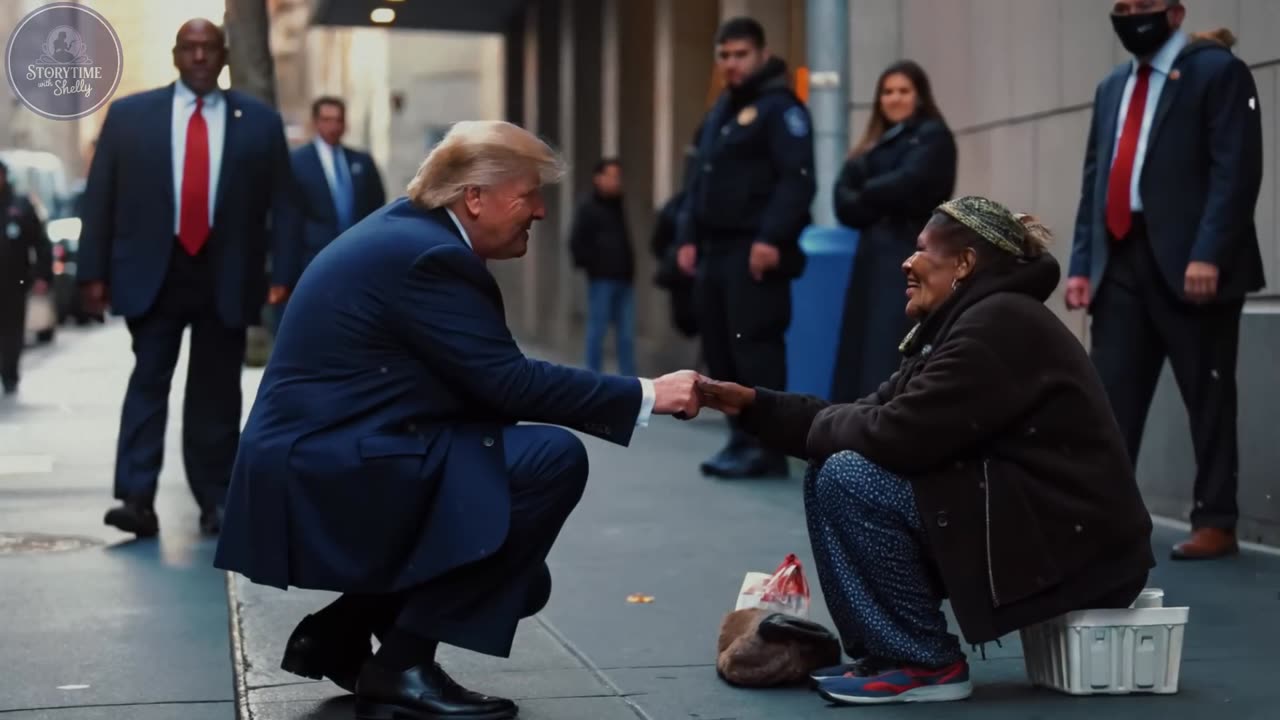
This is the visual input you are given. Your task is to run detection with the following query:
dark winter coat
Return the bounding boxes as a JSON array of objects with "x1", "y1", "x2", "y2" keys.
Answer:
[
  {"x1": 830, "y1": 117, "x2": 956, "y2": 402},
  {"x1": 569, "y1": 192, "x2": 633, "y2": 283},
  {"x1": 740, "y1": 252, "x2": 1155, "y2": 643}
]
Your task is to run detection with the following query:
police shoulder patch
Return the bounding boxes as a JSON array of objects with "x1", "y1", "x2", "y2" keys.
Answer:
[{"x1": 783, "y1": 105, "x2": 809, "y2": 137}]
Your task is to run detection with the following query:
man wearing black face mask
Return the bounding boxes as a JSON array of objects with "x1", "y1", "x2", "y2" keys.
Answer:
[{"x1": 1067, "y1": 0, "x2": 1264, "y2": 560}]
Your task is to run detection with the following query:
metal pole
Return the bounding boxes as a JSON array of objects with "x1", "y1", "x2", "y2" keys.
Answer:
[{"x1": 805, "y1": 0, "x2": 848, "y2": 226}]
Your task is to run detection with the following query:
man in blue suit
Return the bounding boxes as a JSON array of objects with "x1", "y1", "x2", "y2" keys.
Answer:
[
  {"x1": 215, "y1": 120, "x2": 700, "y2": 719},
  {"x1": 290, "y1": 96, "x2": 385, "y2": 274},
  {"x1": 77, "y1": 19, "x2": 300, "y2": 538},
  {"x1": 1067, "y1": 1, "x2": 1264, "y2": 560}
]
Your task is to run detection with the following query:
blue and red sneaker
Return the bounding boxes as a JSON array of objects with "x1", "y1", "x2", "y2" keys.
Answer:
[{"x1": 815, "y1": 658, "x2": 972, "y2": 705}]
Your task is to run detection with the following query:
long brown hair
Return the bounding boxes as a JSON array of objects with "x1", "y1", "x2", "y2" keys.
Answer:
[{"x1": 851, "y1": 60, "x2": 944, "y2": 157}]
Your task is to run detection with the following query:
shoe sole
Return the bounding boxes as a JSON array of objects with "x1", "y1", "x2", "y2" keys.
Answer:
[
  {"x1": 354, "y1": 699, "x2": 517, "y2": 720},
  {"x1": 103, "y1": 514, "x2": 158, "y2": 538},
  {"x1": 279, "y1": 652, "x2": 359, "y2": 694},
  {"x1": 1170, "y1": 546, "x2": 1239, "y2": 561},
  {"x1": 818, "y1": 680, "x2": 973, "y2": 705}
]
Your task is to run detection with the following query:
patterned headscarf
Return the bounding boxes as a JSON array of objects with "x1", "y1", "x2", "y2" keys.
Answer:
[{"x1": 935, "y1": 196, "x2": 1028, "y2": 257}]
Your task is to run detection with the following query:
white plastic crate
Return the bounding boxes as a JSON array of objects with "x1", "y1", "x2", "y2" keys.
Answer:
[{"x1": 1020, "y1": 588, "x2": 1189, "y2": 695}]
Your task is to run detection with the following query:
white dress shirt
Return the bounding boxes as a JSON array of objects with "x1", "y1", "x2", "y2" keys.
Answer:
[
  {"x1": 444, "y1": 208, "x2": 656, "y2": 427},
  {"x1": 312, "y1": 137, "x2": 351, "y2": 206},
  {"x1": 171, "y1": 80, "x2": 226, "y2": 234},
  {"x1": 1111, "y1": 31, "x2": 1188, "y2": 212}
]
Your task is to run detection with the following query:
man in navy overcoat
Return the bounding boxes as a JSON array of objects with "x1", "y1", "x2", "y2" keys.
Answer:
[{"x1": 214, "y1": 120, "x2": 700, "y2": 720}]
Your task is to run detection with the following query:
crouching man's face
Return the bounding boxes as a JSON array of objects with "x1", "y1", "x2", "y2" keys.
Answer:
[{"x1": 464, "y1": 173, "x2": 547, "y2": 260}]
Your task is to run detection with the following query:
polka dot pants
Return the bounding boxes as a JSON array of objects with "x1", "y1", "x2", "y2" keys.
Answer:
[{"x1": 804, "y1": 450, "x2": 964, "y2": 668}]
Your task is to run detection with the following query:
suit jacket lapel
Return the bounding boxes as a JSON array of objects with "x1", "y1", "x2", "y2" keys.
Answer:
[
  {"x1": 1097, "y1": 71, "x2": 1126, "y2": 170},
  {"x1": 213, "y1": 91, "x2": 238, "y2": 224},
  {"x1": 159, "y1": 84, "x2": 177, "y2": 218},
  {"x1": 1146, "y1": 61, "x2": 1184, "y2": 151}
]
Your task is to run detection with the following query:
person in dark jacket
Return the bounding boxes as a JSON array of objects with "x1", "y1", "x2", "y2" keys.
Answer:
[
  {"x1": 650, "y1": 191, "x2": 698, "y2": 338},
  {"x1": 831, "y1": 60, "x2": 956, "y2": 403},
  {"x1": 675, "y1": 16, "x2": 816, "y2": 479},
  {"x1": 1066, "y1": 5, "x2": 1265, "y2": 561},
  {"x1": 570, "y1": 158, "x2": 635, "y2": 375},
  {"x1": 0, "y1": 159, "x2": 53, "y2": 395},
  {"x1": 696, "y1": 197, "x2": 1154, "y2": 706}
]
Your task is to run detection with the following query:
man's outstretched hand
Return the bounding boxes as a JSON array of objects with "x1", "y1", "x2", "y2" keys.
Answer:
[
  {"x1": 696, "y1": 377, "x2": 756, "y2": 416},
  {"x1": 652, "y1": 370, "x2": 701, "y2": 419}
]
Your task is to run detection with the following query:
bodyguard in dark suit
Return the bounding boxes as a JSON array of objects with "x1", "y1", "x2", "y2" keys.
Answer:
[
  {"x1": 1067, "y1": 2, "x2": 1264, "y2": 560},
  {"x1": 289, "y1": 96, "x2": 385, "y2": 274},
  {"x1": 215, "y1": 120, "x2": 700, "y2": 720},
  {"x1": 675, "y1": 17, "x2": 816, "y2": 479},
  {"x1": 77, "y1": 19, "x2": 300, "y2": 538}
]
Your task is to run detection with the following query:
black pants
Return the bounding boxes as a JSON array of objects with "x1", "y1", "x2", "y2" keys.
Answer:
[
  {"x1": 694, "y1": 242, "x2": 790, "y2": 393},
  {"x1": 0, "y1": 288, "x2": 26, "y2": 388},
  {"x1": 342, "y1": 425, "x2": 589, "y2": 658},
  {"x1": 114, "y1": 242, "x2": 246, "y2": 511},
  {"x1": 1090, "y1": 217, "x2": 1242, "y2": 530}
]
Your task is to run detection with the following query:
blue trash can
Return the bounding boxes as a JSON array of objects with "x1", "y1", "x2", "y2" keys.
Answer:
[{"x1": 785, "y1": 225, "x2": 858, "y2": 400}]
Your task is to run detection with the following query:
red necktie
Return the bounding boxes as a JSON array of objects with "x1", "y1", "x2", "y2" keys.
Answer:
[
  {"x1": 178, "y1": 96, "x2": 210, "y2": 255},
  {"x1": 1105, "y1": 64, "x2": 1152, "y2": 241}
]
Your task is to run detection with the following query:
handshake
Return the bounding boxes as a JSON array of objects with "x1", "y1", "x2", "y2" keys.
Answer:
[{"x1": 650, "y1": 370, "x2": 756, "y2": 420}]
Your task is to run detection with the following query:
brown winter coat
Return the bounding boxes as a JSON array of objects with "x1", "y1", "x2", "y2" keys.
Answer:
[{"x1": 740, "y1": 253, "x2": 1155, "y2": 643}]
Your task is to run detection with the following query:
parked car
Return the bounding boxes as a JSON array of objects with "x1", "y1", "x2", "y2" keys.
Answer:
[{"x1": 46, "y1": 216, "x2": 100, "y2": 326}]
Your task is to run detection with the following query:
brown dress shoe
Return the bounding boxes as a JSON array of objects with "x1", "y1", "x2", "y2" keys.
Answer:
[{"x1": 1171, "y1": 528, "x2": 1239, "y2": 560}]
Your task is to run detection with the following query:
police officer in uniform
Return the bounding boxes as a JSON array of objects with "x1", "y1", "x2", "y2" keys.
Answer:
[
  {"x1": 676, "y1": 17, "x2": 815, "y2": 478},
  {"x1": 0, "y1": 159, "x2": 53, "y2": 395}
]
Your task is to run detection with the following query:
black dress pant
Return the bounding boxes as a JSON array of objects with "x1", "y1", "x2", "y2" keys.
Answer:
[
  {"x1": 114, "y1": 241, "x2": 246, "y2": 511},
  {"x1": 1090, "y1": 216, "x2": 1242, "y2": 530},
  {"x1": 694, "y1": 241, "x2": 791, "y2": 393},
  {"x1": 0, "y1": 287, "x2": 26, "y2": 388},
  {"x1": 343, "y1": 425, "x2": 589, "y2": 658}
]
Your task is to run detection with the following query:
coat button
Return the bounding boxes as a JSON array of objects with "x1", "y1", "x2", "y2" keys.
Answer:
[
  {"x1": 482, "y1": 436, "x2": 495, "y2": 448},
  {"x1": 1075, "y1": 524, "x2": 1084, "y2": 533},
  {"x1": 406, "y1": 423, "x2": 418, "y2": 433},
  {"x1": 936, "y1": 512, "x2": 949, "y2": 528},
  {"x1": 703, "y1": 162, "x2": 713, "y2": 172}
]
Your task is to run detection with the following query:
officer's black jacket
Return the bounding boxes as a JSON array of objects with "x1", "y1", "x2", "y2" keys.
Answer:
[
  {"x1": 0, "y1": 190, "x2": 52, "y2": 288},
  {"x1": 676, "y1": 57, "x2": 816, "y2": 276}
]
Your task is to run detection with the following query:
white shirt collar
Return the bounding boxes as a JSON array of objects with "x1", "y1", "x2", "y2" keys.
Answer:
[
  {"x1": 174, "y1": 79, "x2": 222, "y2": 108},
  {"x1": 1134, "y1": 31, "x2": 1188, "y2": 76},
  {"x1": 444, "y1": 207, "x2": 473, "y2": 249}
]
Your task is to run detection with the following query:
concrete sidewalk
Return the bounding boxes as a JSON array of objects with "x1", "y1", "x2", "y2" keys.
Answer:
[
  {"x1": 228, "y1": 354, "x2": 1280, "y2": 719},
  {"x1": 0, "y1": 322, "x2": 235, "y2": 719}
]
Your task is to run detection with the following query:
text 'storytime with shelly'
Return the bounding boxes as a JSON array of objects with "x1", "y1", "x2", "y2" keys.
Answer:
[{"x1": 5, "y1": 2, "x2": 123, "y2": 120}]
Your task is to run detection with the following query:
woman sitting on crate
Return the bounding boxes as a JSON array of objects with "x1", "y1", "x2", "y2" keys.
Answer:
[{"x1": 697, "y1": 196, "x2": 1155, "y2": 706}]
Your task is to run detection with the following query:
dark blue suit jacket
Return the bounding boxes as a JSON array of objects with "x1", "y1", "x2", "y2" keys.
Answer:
[
  {"x1": 214, "y1": 199, "x2": 643, "y2": 593},
  {"x1": 1071, "y1": 36, "x2": 1266, "y2": 301},
  {"x1": 77, "y1": 84, "x2": 300, "y2": 327},
  {"x1": 289, "y1": 142, "x2": 385, "y2": 276}
]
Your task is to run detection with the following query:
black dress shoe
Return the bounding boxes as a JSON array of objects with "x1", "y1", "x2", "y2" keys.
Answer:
[
  {"x1": 280, "y1": 614, "x2": 371, "y2": 693},
  {"x1": 104, "y1": 501, "x2": 159, "y2": 537},
  {"x1": 355, "y1": 662, "x2": 517, "y2": 720},
  {"x1": 199, "y1": 506, "x2": 224, "y2": 536},
  {"x1": 703, "y1": 446, "x2": 790, "y2": 479}
]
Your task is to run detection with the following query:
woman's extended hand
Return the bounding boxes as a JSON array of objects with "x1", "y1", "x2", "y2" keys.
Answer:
[{"x1": 696, "y1": 377, "x2": 756, "y2": 416}]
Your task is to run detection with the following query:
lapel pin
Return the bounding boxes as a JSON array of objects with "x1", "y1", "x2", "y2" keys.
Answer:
[
  {"x1": 234, "y1": 108, "x2": 242, "y2": 118},
  {"x1": 1169, "y1": 69, "x2": 1181, "y2": 80}
]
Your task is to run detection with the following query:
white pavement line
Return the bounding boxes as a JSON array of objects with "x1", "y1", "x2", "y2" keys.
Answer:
[
  {"x1": 1150, "y1": 514, "x2": 1280, "y2": 558},
  {"x1": 534, "y1": 615, "x2": 655, "y2": 720},
  {"x1": 226, "y1": 572, "x2": 254, "y2": 720},
  {"x1": 0, "y1": 454, "x2": 54, "y2": 475}
]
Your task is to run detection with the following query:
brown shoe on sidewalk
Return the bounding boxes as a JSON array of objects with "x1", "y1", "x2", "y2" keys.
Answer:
[{"x1": 1171, "y1": 528, "x2": 1239, "y2": 560}]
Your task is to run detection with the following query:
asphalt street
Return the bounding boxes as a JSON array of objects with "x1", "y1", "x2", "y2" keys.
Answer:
[{"x1": 2, "y1": 321, "x2": 1278, "y2": 719}]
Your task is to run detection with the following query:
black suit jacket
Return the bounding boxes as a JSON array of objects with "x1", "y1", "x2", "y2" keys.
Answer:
[{"x1": 1070, "y1": 35, "x2": 1266, "y2": 301}]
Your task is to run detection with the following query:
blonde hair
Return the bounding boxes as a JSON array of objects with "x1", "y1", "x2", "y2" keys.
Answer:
[{"x1": 406, "y1": 120, "x2": 566, "y2": 208}]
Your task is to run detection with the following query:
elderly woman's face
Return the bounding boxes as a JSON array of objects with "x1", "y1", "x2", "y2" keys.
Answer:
[
  {"x1": 470, "y1": 174, "x2": 547, "y2": 259},
  {"x1": 902, "y1": 224, "x2": 972, "y2": 320}
]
